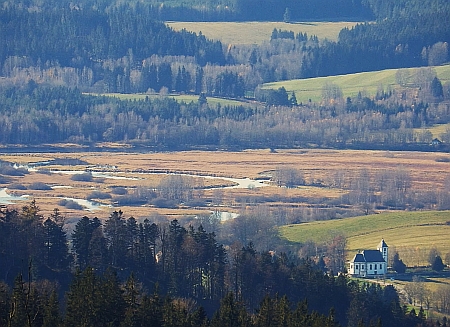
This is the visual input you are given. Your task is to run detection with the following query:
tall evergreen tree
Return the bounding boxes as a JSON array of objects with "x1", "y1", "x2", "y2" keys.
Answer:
[
  {"x1": 42, "y1": 217, "x2": 70, "y2": 271},
  {"x1": 72, "y1": 217, "x2": 102, "y2": 269},
  {"x1": 104, "y1": 211, "x2": 128, "y2": 269}
]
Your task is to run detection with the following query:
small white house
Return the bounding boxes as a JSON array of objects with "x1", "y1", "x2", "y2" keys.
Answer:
[{"x1": 348, "y1": 239, "x2": 388, "y2": 277}]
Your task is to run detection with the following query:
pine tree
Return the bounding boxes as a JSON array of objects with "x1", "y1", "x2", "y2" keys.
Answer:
[
  {"x1": 97, "y1": 268, "x2": 126, "y2": 327},
  {"x1": 392, "y1": 252, "x2": 406, "y2": 273},
  {"x1": 9, "y1": 275, "x2": 27, "y2": 327},
  {"x1": 87, "y1": 226, "x2": 109, "y2": 272},
  {"x1": 104, "y1": 211, "x2": 127, "y2": 268},
  {"x1": 72, "y1": 217, "x2": 102, "y2": 269},
  {"x1": 432, "y1": 255, "x2": 445, "y2": 271},
  {"x1": 42, "y1": 291, "x2": 60, "y2": 327},
  {"x1": 43, "y1": 217, "x2": 69, "y2": 271},
  {"x1": 0, "y1": 282, "x2": 9, "y2": 327},
  {"x1": 65, "y1": 268, "x2": 101, "y2": 327},
  {"x1": 121, "y1": 273, "x2": 142, "y2": 327},
  {"x1": 211, "y1": 292, "x2": 248, "y2": 327}
]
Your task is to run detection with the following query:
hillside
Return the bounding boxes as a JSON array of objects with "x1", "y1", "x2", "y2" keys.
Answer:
[
  {"x1": 262, "y1": 64, "x2": 450, "y2": 103},
  {"x1": 280, "y1": 211, "x2": 450, "y2": 265}
]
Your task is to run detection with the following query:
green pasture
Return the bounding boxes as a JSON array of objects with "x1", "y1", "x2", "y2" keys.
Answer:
[
  {"x1": 415, "y1": 123, "x2": 450, "y2": 139},
  {"x1": 92, "y1": 93, "x2": 252, "y2": 107},
  {"x1": 263, "y1": 64, "x2": 450, "y2": 103},
  {"x1": 280, "y1": 211, "x2": 450, "y2": 263},
  {"x1": 166, "y1": 21, "x2": 358, "y2": 45}
]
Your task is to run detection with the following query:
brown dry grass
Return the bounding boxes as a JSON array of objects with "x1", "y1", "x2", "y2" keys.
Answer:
[{"x1": 1, "y1": 149, "x2": 449, "y2": 220}]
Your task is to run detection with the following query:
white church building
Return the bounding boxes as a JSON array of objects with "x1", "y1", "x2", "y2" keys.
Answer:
[{"x1": 348, "y1": 239, "x2": 388, "y2": 277}]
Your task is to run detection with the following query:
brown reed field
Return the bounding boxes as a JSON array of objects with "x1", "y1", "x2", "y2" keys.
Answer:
[{"x1": 1, "y1": 148, "x2": 449, "y2": 221}]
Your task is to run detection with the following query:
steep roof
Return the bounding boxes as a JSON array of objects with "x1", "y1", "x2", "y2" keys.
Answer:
[
  {"x1": 362, "y1": 250, "x2": 385, "y2": 262},
  {"x1": 350, "y1": 250, "x2": 385, "y2": 263},
  {"x1": 353, "y1": 253, "x2": 366, "y2": 262},
  {"x1": 378, "y1": 239, "x2": 388, "y2": 249}
]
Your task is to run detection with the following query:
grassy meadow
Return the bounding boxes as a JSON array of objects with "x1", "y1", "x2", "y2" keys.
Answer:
[
  {"x1": 415, "y1": 122, "x2": 450, "y2": 139},
  {"x1": 93, "y1": 93, "x2": 252, "y2": 107},
  {"x1": 280, "y1": 210, "x2": 450, "y2": 266},
  {"x1": 262, "y1": 64, "x2": 450, "y2": 103},
  {"x1": 166, "y1": 21, "x2": 358, "y2": 45}
]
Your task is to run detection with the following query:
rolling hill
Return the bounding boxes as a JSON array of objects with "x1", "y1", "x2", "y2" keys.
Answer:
[
  {"x1": 262, "y1": 64, "x2": 450, "y2": 103},
  {"x1": 280, "y1": 210, "x2": 450, "y2": 265}
]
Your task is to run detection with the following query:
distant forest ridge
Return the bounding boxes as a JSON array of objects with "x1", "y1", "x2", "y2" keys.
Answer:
[{"x1": 2, "y1": 0, "x2": 449, "y2": 21}]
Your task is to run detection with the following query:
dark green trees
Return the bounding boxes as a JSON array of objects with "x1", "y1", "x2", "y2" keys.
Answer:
[
  {"x1": 65, "y1": 267, "x2": 125, "y2": 327},
  {"x1": 432, "y1": 256, "x2": 445, "y2": 271},
  {"x1": 72, "y1": 216, "x2": 103, "y2": 270},
  {"x1": 214, "y1": 71, "x2": 245, "y2": 98},
  {"x1": 42, "y1": 212, "x2": 70, "y2": 272},
  {"x1": 392, "y1": 252, "x2": 407, "y2": 273}
]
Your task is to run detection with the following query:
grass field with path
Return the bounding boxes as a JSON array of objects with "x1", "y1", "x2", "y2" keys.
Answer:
[{"x1": 166, "y1": 21, "x2": 358, "y2": 45}]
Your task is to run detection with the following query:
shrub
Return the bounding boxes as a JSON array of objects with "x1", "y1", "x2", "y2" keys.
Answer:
[
  {"x1": 70, "y1": 172, "x2": 93, "y2": 182},
  {"x1": 150, "y1": 197, "x2": 178, "y2": 208},
  {"x1": 58, "y1": 199, "x2": 83, "y2": 210},
  {"x1": 52, "y1": 158, "x2": 89, "y2": 165},
  {"x1": 183, "y1": 199, "x2": 207, "y2": 207},
  {"x1": 29, "y1": 182, "x2": 52, "y2": 190},
  {"x1": 87, "y1": 191, "x2": 111, "y2": 200},
  {"x1": 8, "y1": 183, "x2": 27, "y2": 190},
  {"x1": 0, "y1": 175, "x2": 11, "y2": 184},
  {"x1": 0, "y1": 165, "x2": 28, "y2": 176},
  {"x1": 114, "y1": 195, "x2": 146, "y2": 206},
  {"x1": 111, "y1": 187, "x2": 128, "y2": 195},
  {"x1": 36, "y1": 169, "x2": 52, "y2": 175}
]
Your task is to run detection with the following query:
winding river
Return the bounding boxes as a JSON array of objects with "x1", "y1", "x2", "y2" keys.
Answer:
[{"x1": 0, "y1": 161, "x2": 269, "y2": 216}]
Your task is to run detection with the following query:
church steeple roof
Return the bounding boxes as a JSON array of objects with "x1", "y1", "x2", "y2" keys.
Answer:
[{"x1": 378, "y1": 239, "x2": 388, "y2": 248}]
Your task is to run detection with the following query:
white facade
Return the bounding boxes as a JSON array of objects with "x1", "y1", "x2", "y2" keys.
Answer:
[{"x1": 348, "y1": 239, "x2": 388, "y2": 277}]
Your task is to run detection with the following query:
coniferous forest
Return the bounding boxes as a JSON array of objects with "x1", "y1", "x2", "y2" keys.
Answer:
[{"x1": 0, "y1": 203, "x2": 435, "y2": 327}]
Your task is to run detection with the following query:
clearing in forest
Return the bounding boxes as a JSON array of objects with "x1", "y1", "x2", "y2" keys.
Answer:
[{"x1": 166, "y1": 21, "x2": 358, "y2": 45}]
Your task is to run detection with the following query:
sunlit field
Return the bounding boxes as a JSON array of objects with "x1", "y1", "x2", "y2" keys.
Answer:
[
  {"x1": 166, "y1": 21, "x2": 358, "y2": 45},
  {"x1": 280, "y1": 210, "x2": 450, "y2": 266},
  {"x1": 262, "y1": 64, "x2": 450, "y2": 103}
]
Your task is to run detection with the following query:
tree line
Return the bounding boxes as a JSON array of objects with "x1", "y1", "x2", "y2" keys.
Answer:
[
  {"x1": 0, "y1": 5, "x2": 225, "y2": 69},
  {"x1": 0, "y1": 202, "x2": 435, "y2": 327},
  {"x1": 0, "y1": 82, "x2": 449, "y2": 151},
  {"x1": 1, "y1": 0, "x2": 374, "y2": 22}
]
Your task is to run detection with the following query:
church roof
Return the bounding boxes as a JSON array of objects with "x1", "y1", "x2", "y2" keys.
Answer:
[{"x1": 350, "y1": 250, "x2": 385, "y2": 263}]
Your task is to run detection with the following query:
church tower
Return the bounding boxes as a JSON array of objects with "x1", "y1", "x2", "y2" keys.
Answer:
[{"x1": 377, "y1": 239, "x2": 388, "y2": 265}]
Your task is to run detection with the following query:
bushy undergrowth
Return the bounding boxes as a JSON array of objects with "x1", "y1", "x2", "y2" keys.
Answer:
[
  {"x1": 28, "y1": 182, "x2": 52, "y2": 190},
  {"x1": 70, "y1": 172, "x2": 93, "y2": 182},
  {"x1": 87, "y1": 191, "x2": 111, "y2": 200},
  {"x1": 58, "y1": 199, "x2": 83, "y2": 210}
]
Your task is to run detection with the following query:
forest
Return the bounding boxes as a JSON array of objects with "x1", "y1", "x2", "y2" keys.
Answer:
[
  {"x1": 0, "y1": 203, "x2": 436, "y2": 327},
  {"x1": 0, "y1": 81, "x2": 449, "y2": 150}
]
